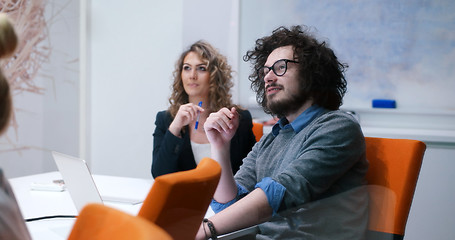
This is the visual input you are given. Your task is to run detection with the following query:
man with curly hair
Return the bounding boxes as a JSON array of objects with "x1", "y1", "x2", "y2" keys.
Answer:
[{"x1": 196, "y1": 26, "x2": 369, "y2": 239}]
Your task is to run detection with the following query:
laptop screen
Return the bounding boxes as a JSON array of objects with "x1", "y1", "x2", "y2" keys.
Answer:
[{"x1": 52, "y1": 151, "x2": 103, "y2": 213}]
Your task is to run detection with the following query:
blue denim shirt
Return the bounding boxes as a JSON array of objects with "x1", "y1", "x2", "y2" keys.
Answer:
[{"x1": 211, "y1": 105, "x2": 326, "y2": 215}]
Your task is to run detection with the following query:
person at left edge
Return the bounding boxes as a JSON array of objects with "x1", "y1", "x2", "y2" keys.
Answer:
[
  {"x1": 0, "y1": 13, "x2": 32, "y2": 240},
  {"x1": 151, "y1": 40, "x2": 256, "y2": 178}
]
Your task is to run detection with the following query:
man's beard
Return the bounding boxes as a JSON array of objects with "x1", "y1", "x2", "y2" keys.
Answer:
[{"x1": 266, "y1": 87, "x2": 308, "y2": 118}]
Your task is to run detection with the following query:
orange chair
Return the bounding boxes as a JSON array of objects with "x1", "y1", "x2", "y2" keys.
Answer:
[
  {"x1": 138, "y1": 157, "x2": 221, "y2": 240},
  {"x1": 365, "y1": 137, "x2": 426, "y2": 240},
  {"x1": 68, "y1": 203, "x2": 172, "y2": 240},
  {"x1": 252, "y1": 122, "x2": 263, "y2": 142}
]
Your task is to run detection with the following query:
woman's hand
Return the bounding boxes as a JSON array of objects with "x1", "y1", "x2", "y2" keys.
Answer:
[
  {"x1": 169, "y1": 103, "x2": 204, "y2": 137},
  {"x1": 204, "y1": 107, "x2": 239, "y2": 149}
]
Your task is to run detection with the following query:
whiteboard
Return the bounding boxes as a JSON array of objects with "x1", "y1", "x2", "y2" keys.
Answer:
[{"x1": 238, "y1": 0, "x2": 455, "y2": 113}]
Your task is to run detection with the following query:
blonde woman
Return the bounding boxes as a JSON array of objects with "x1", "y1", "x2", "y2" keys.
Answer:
[
  {"x1": 152, "y1": 41, "x2": 256, "y2": 178},
  {"x1": 0, "y1": 13, "x2": 32, "y2": 240}
]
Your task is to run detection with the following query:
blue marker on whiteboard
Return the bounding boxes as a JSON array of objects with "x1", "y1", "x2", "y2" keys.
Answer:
[
  {"x1": 372, "y1": 99, "x2": 396, "y2": 108},
  {"x1": 195, "y1": 101, "x2": 202, "y2": 130}
]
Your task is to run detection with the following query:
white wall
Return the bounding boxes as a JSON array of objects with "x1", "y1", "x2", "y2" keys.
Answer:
[
  {"x1": 0, "y1": 0, "x2": 80, "y2": 178},
  {"x1": 88, "y1": 1, "x2": 183, "y2": 179},
  {"x1": 406, "y1": 145, "x2": 455, "y2": 240}
]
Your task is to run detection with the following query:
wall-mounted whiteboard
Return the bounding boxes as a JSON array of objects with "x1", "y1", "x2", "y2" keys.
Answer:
[{"x1": 238, "y1": 0, "x2": 455, "y2": 114}]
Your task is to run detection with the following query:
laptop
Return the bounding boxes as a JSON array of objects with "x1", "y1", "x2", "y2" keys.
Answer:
[{"x1": 51, "y1": 151, "x2": 143, "y2": 212}]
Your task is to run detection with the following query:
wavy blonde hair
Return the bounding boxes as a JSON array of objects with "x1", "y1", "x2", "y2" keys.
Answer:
[
  {"x1": 0, "y1": 13, "x2": 18, "y2": 134},
  {"x1": 168, "y1": 40, "x2": 237, "y2": 117}
]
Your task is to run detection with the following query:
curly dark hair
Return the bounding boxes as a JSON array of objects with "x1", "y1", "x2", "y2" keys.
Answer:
[
  {"x1": 243, "y1": 25, "x2": 348, "y2": 114},
  {"x1": 168, "y1": 40, "x2": 236, "y2": 117}
]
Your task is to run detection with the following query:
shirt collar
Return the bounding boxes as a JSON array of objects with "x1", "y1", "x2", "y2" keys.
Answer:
[{"x1": 271, "y1": 105, "x2": 326, "y2": 136}]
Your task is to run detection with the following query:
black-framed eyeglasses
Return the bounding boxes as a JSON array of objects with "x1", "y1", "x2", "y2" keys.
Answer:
[{"x1": 257, "y1": 59, "x2": 299, "y2": 80}]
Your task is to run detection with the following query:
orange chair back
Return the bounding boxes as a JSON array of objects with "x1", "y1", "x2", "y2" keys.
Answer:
[
  {"x1": 252, "y1": 122, "x2": 263, "y2": 142},
  {"x1": 365, "y1": 137, "x2": 426, "y2": 239},
  {"x1": 68, "y1": 203, "x2": 172, "y2": 240},
  {"x1": 138, "y1": 157, "x2": 221, "y2": 240}
]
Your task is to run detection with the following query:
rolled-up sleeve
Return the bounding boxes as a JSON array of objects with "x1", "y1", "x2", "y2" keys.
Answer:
[
  {"x1": 210, "y1": 183, "x2": 250, "y2": 213},
  {"x1": 255, "y1": 177, "x2": 286, "y2": 215},
  {"x1": 210, "y1": 178, "x2": 286, "y2": 216}
]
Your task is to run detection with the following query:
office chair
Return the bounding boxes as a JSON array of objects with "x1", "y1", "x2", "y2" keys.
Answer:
[
  {"x1": 365, "y1": 137, "x2": 426, "y2": 240},
  {"x1": 68, "y1": 203, "x2": 172, "y2": 240},
  {"x1": 138, "y1": 157, "x2": 221, "y2": 240},
  {"x1": 252, "y1": 122, "x2": 264, "y2": 142}
]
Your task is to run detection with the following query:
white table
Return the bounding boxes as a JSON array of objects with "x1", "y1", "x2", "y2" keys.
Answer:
[
  {"x1": 9, "y1": 171, "x2": 254, "y2": 240},
  {"x1": 9, "y1": 171, "x2": 154, "y2": 240}
]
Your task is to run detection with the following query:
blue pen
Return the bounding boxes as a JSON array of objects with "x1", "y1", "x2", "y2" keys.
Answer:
[{"x1": 195, "y1": 101, "x2": 203, "y2": 130}]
